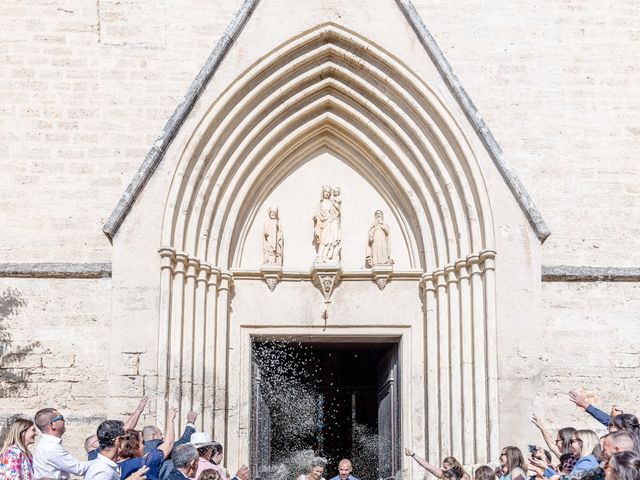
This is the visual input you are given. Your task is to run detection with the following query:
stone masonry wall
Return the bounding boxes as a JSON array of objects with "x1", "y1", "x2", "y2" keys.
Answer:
[{"x1": 0, "y1": 0, "x2": 638, "y2": 461}]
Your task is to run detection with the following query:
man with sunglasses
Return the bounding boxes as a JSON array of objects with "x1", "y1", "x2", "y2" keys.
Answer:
[{"x1": 33, "y1": 408, "x2": 90, "y2": 479}]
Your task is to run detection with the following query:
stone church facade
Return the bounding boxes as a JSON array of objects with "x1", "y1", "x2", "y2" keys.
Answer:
[{"x1": 1, "y1": 1, "x2": 638, "y2": 478}]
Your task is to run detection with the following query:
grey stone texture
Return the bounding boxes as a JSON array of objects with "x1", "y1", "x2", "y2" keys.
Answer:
[{"x1": 542, "y1": 265, "x2": 640, "y2": 282}]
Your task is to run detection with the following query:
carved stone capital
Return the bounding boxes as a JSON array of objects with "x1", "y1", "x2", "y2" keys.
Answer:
[
  {"x1": 186, "y1": 258, "x2": 200, "y2": 279},
  {"x1": 444, "y1": 264, "x2": 457, "y2": 285},
  {"x1": 421, "y1": 274, "x2": 436, "y2": 293},
  {"x1": 371, "y1": 265, "x2": 393, "y2": 290},
  {"x1": 174, "y1": 252, "x2": 189, "y2": 275},
  {"x1": 207, "y1": 267, "x2": 221, "y2": 287},
  {"x1": 198, "y1": 263, "x2": 212, "y2": 283},
  {"x1": 433, "y1": 269, "x2": 446, "y2": 288},
  {"x1": 480, "y1": 249, "x2": 497, "y2": 271},
  {"x1": 467, "y1": 254, "x2": 481, "y2": 276},
  {"x1": 158, "y1": 247, "x2": 176, "y2": 271},
  {"x1": 261, "y1": 265, "x2": 283, "y2": 291},
  {"x1": 311, "y1": 263, "x2": 343, "y2": 302}
]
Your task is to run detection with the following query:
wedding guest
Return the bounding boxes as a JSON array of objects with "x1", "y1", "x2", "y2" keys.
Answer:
[{"x1": 0, "y1": 418, "x2": 37, "y2": 480}]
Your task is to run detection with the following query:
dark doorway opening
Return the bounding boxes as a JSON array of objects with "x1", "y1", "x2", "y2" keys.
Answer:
[{"x1": 251, "y1": 340, "x2": 400, "y2": 480}]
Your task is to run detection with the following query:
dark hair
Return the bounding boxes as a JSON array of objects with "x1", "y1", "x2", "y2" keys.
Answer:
[
  {"x1": 119, "y1": 429, "x2": 143, "y2": 459},
  {"x1": 96, "y1": 420, "x2": 125, "y2": 449},
  {"x1": 211, "y1": 441, "x2": 223, "y2": 456},
  {"x1": 475, "y1": 465, "x2": 496, "y2": 480},
  {"x1": 198, "y1": 469, "x2": 221, "y2": 480},
  {"x1": 611, "y1": 414, "x2": 640, "y2": 453},
  {"x1": 197, "y1": 445, "x2": 212, "y2": 457},
  {"x1": 34, "y1": 408, "x2": 57, "y2": 431},
  {"x1": 558, "y1": 427, "x2": 577, "y2": 455},
  {"x1": 608, "y1": 451, "x2": 640, "y2": 480},
  {"x1": 502, "y1": 446, "x2": 525, "y2": 473}
]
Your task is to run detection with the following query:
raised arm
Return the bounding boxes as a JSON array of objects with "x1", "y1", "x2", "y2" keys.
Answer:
[
  {"x1": 569, "y1": 390, "x2": 611, "y2": 427},
  {"x1": 158, "y1": 408, "x2": 177, "y2": 459},
  {"x1": 124, "y1": 397, "x2": 149, "y2": 430},
  {"x1": 174, "y1": 411, "x2": 198, "y2": 447},
  {"x1": 405, "y1": 448, "x2": 443, "y2": 478},
  {"x1": 532, "y1": 415, "x2": 561, "y2": 459}
]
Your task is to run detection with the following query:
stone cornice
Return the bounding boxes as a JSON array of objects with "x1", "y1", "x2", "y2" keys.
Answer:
[
  {"x1": 542, "y1": 265, "x2": 640, "y2": 282},
  {"x1": 0, "y1": 263, "x2": 112, "y2": 278}
]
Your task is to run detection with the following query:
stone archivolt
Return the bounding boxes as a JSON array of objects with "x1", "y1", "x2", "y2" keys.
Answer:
[{"x1": 156, "y1": 24, "x2": 499, "y2": 465}]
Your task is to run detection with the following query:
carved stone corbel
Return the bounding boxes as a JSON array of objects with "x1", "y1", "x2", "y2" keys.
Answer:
[
  {"x1": 371, "y1": 265, "x2": 393, "y2": 290},
  {"x1": 260, "y1": 265, "x2": 283, "y2": 291},
  {"x1": 311, "y1": 263, "x2": 342, "y2": 302}
]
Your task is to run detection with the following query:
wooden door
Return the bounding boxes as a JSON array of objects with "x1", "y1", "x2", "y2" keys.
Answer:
[
  {"x1": 377, "y1": 345, "x2": 400, "y2": 479},
  {"x1": 250, "y1": 360, "x2": 271, "y2": 479}
]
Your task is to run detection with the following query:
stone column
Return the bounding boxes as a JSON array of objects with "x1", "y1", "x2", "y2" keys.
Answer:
[
  {"x1": 435, "y1": 269, "x2": 451, "y2": 457},
  {"x1": 170, "y1": 252, "x2": 188, "y2": 430},
  {"x1": 446, "y1": 264, "x2": 462, "y2": 459},
  {"x1": 421, "y1": 273, "x2": 440, "y2": 463},
  {"x1": 481, "y1": 249, "x2": 499, "y2": 460},
  {"x1": 457, "y1": 259, "x2": 475, "y2": 465},
  {"x1": 157, "y1": 247, "x2": 175, "y2": 429},
  {"x1": 193, "y1": 263, "x2": 211, "y2": 431},
  {"x1": 214, "y1": 273, "x2": 232, "y2": 448},
  {"x1": 181, "y1": 258, "x2": 199, "y2": 425},
  {"x1": 204, "y1": 268, "x2": 220, "y2": 435},
  {"x1": 469, "y1": 254, "x2": 488, "y2": 461}
]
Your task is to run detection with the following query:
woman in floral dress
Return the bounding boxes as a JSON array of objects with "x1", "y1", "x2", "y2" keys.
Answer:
[{"x1": 0, "y1": 418, "x2": 38, "y2": 480}]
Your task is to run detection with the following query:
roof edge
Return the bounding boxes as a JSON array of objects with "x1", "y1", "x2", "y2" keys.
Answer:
[
  {"x1": 102, "y1": 0, "x2": 261, "y2": 242},
  {"x1": 396, "y1": 0, "x2": 551, "y2": 244}
]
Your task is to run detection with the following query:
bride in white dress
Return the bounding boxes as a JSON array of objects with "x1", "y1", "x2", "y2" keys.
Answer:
[{"x1": 296, "y1": 457, "x2": 327, "y2": 480}]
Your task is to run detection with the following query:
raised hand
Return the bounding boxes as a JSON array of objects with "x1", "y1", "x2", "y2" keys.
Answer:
[
  {"x1": 234, "y1": 464, "x2": 249, "y2": 480},
  {"x1": 136, "y1": 396, "x2": 150, "y2": 412},
  {"x1": 531, "y1": 414, "x2": 545, "y2": 430},
  {"x1": 404, "y1": 448, "x2": 414, "y2": 457},
  {"x1": 569, "y1": 389, "x2": 589, "y2": 410},
  {"x1": 186, "y1": 410, "x2": 198, "y2": 423},
  {"x1": 168, "y1": 407, "x2": 178, "y2": 421}
]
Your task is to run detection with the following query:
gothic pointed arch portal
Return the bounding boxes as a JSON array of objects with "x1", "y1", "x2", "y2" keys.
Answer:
[{"x1": 157, "y1": 24, "x2": 499, "y2": 471}]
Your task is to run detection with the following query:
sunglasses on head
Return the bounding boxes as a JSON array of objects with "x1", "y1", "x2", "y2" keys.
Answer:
[{"x1": 49, "y1": 415, "x2": 64, "y2": 425}]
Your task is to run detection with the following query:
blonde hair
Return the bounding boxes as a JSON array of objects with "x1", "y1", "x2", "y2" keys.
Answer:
[
  {"x1": 575, "y1": 429, "x2": 600, "y2": 458},
  {"x1": 1, "y1": 418, "x2": 35, "y2": 456}
]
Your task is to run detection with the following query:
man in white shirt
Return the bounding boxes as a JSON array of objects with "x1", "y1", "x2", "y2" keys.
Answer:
[
  {"x1": 33, "y1": 408, "x2": 90, "y2": 480},
  {"x1": 85, "y1": 420, "x2": 124, "y2": 480}
]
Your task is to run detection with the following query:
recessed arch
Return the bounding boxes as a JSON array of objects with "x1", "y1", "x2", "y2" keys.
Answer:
[
  {"x1": 161, "y1": 24, "x2": 495, "y2": 269},
  {"x1": 151, "y1": 22, "x2": 503, "y2": 471}
]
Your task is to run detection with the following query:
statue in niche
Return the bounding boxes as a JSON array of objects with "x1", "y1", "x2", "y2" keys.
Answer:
[
  {"x1": 262, "y1": 207, "x2": 283, "y2": 265},
  {"x1": 366, "y1": 209, "x2": 393, "y2": 267},
  {"x1": 312, "y1": 185, "x2": 342, "y2": 263}
]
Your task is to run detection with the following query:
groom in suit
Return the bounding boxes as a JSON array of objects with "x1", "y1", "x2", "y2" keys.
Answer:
[{"x1": 329, "y1": 459, "x2": 359, "y2": 480}]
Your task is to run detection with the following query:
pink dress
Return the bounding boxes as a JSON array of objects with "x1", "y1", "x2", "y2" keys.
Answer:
[
  {"x1": 195, "y1": 456, "x2": 228, "y2": 480},
  {"x1": 0, "y1": 445, "x2": 33, "y2": 480}
]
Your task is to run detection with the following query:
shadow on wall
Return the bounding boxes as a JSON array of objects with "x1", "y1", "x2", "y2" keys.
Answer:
[{"x1": 0, "y1": 288, "x2": 40, "y2": 398}]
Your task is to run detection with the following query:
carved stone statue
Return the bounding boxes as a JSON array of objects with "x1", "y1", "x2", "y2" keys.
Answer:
[
  {"x1": 262, "y1": 207, "x2": 283, "y2": 265},
  {"x1": 366, "y1": 209, "x2": 393, "y2": 267},
  {"x1": 313, "y1": 185, "x2": 342, "y2": 263}
]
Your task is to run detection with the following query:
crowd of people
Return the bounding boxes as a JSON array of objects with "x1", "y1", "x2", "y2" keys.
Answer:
[
  {"x1": 405, "y1": 389, "x2": 640, "y2": 480},
  {"x1": 1, "y1": 389, "x2": 639, "y2": 480}
]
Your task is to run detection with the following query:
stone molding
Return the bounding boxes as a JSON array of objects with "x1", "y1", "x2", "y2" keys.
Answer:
[
  {"x1": 396, "y1": 0, "x2": 550, "y2": 244},
  {"x1": 0, "y1": 262, "x2": 112, "y2": 278},
  {"x1": 542, "y1": 265, "x2": 640, "y2": 282},
  {"x1": 104, "y1": 0, "x2": 549, "y2": 249}
]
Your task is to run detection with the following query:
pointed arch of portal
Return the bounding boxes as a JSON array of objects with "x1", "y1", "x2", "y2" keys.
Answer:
[{"x1": 156, "y1": 23, "x2": 500, "y2": 468}]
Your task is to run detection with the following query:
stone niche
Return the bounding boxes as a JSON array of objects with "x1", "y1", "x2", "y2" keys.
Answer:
[{"x1": 241, "y1": 149, "x2": 411, "y2": 271}]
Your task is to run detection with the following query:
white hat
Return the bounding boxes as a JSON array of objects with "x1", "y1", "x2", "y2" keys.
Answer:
[{"x1": 189, "y1": 432, "x2": 214, "y2": 448}]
